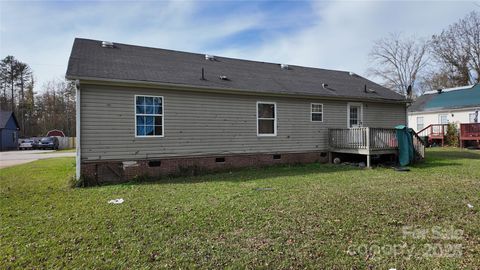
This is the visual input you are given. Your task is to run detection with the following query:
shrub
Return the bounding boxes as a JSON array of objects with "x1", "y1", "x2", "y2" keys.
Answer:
[{"x1": 445, "y1": 123, "x2": 459, "y2": 147}]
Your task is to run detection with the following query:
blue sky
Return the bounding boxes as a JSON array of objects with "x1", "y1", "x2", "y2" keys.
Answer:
[{"x1": 0, "y1": 1, "x2": 477, "y2": 91}]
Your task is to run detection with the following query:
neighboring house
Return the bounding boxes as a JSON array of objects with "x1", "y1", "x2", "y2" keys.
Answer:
[
  {"x1": 408, "y1": 84, "x2": 480, "y2": 132},
  {"x1": 0, "y1": 111, "x2": 20, "y2": 151},
  {"x1": 66, "y1": 38, "x2": 408, "y2": 183}
]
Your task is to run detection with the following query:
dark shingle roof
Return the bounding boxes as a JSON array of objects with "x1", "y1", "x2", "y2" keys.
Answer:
[
  {"x1": 0, "y1": 111, "x2": 19, "y2": 129},
  {"x1": 408, "y1": 85, "x2": 480, "y2": 112},
  {"x1": 66, "y1": 38, "x2": 405, "y2": 102}
]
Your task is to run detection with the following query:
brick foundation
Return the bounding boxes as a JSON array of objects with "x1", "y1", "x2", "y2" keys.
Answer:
[{"x1": 81, "y1": 151, "x2": 329, "y2": 184}]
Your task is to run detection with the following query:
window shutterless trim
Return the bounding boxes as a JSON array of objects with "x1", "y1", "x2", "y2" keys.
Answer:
[
  {"x1": 438, "y1": 114, "x2": 448, "y2": 124},
  {"x1": 310, "y1": 103, "x2": 323, "y2": 122},
  {"x1": 256, "y1": 101, "x2": 277, "y2": 136},
  {"x1": 134, "y1": 94, "x2": 164, "y2": 138}
]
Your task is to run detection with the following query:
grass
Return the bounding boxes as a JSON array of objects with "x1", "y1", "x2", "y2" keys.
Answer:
[
  {"x1": 0, "y1": 148, "x2": 479, "y2": 269},
  {"x1": 53, "y1": 148, "x2": 75, "y2": 153},
  {"x1": 37, "y1": 148, "x2": 76, "y2": 154}
]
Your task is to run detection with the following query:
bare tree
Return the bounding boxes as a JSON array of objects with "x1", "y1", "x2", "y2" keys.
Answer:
[
  {"x1": 368, "y1": 33, "x2": 429, "y2": 96},
  {"x1": 34, "y1": 79, "x2": 76, "y2": 137},
  {"x1": 16, "y1": 62, "x2": 32, "y2": 135},
  {"x1": 431, "y1": 11, "x2": 480, "y2": 86},
  {"x1": 418, "y1": 67, "x2": 458, "y2": 91}
]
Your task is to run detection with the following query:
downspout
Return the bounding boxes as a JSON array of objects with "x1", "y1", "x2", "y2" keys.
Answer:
[{"x1": 75, "y1": 79, "x2": 81, "y2": 180}]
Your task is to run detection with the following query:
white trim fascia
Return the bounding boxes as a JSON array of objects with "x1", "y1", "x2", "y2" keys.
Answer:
[
  {"x1": 408, "y1": 106, "x2": 480, "y2": 115},
  {"x1": 67, "y1": 76, "x2": 408, "y2": 104}
]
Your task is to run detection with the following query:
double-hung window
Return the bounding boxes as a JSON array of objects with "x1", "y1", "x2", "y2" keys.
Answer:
[
  {"x1": 257, "y1": 102, "x2": 276, "y2": 136},
  {"x1": 416, "y1": 116, "x2": 424, "y2": 131},
  {"x1": 469, "y1": 112, "x2": 478, "y2": 123},
  {"x1": 438, "y1": 114, "x2": 448, "y2": 124},
  {"x1": 311, "y1": 103, "x2": 323, "y2": 122},
  {"x1": 135, "y1": 95, "x2": 164, "y2": 137}
]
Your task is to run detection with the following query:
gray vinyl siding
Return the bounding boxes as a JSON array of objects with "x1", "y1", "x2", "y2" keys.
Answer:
[
  {"x1": 363, "y1": 102, "x2": 406, "y2": 128},
  {"x1": 80, "y1": 84, "x2": 406, "y2": 161}
]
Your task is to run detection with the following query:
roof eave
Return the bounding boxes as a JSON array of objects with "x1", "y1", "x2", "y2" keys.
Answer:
[
  {"x1": 66, "y1": 75, "x2": 408, "y2": 104},
  {"x1": 408, "y1": 106, "x2": 480, "y2": 114}
]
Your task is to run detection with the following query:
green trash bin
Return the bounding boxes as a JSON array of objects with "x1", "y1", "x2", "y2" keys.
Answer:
[{"x1": 395, "y1": 125, "x2": 414, "y2": 166}]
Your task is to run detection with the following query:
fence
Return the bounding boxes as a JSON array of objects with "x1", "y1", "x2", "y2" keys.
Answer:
[{"x1": 57, "y1": 137, "x2": 76, "y2": 149}]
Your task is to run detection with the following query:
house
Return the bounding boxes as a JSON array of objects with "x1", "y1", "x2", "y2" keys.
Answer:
[
  {"x1": 408, "y1": 84, "x2": 480, "y2": 146},
  {"x1": 66, "y1": 38, "x2": 411, "y2": 183},
  {"x1": 0, "y1": 111, "x2": 20, "y2": 151}
]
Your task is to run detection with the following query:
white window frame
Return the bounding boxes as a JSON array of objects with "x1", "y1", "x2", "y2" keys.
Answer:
[
  {"x1": 469, "y1": 112, "x2": 477, "y2": 123},
  {"x1": 134, "y1": 95, "x2": 164, "y2": 138},
  {"x1": 256, "y1": 101, "x2": 277, "y2": 137},
  {"x1": 438, "y1": 114, "x2": 448, "y2": 124},
  {"x1": 416, "y1": 116, "x2": 424, "y2": 131},
  {"x1": 347, "y1": 102, "x2": 363, "y2": 128},
  {"x1": 311, "y1": 103, "x2": 323, "y2": 122}
]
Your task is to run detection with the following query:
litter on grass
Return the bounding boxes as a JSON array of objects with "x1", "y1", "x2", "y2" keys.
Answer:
[
  {"x1": 467, "y1": 203, "x2": 474, "y2": 209},
  {"x1": 108, "y1": 198, "x2": 124, "y2": 204}
]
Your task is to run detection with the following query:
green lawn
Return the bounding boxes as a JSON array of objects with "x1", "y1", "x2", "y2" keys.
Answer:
[
  {"x1": 0, "y1": 148, "x2": 479, "y2": 269},
  {"x1": 38, "y1": 148, "x2": 76, "y2": 153}
]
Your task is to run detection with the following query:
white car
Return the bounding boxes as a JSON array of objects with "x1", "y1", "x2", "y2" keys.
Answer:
[{"x1": 18, "y1": 139, "x2": 34, "y2": 150}]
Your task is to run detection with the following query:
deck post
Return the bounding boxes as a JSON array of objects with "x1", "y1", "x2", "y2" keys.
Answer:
[
  {"x1": 365, "y1": 127, "x2": 370, "y2": 150},
  {"x1": 366, "y1": 128, "x2": 371, "y2": 168}
]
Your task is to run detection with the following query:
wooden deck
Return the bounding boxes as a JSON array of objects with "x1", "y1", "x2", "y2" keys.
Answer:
[
  {"x1": 460, "y1": 123, "x2": 480, "y2": 148},
  {"x1": 417, "y1": 124, "x2": 448, "y2": 146},
  {"x1": 329, "y1": 127, "x2": 425, "y2": 167}
]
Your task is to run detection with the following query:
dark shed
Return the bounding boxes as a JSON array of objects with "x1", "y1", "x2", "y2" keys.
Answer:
[{"x1": 0, "y1": 111, "x2": 20, "y2": 151}]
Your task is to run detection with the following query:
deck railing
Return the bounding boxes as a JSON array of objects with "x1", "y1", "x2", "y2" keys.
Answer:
[
  {"x1": 412, "y1": 131, "x2": 425, "y2": 159},
  {"x1": 460, "y1": 123, "x2": 480, "y2": 148},
  {"x1": 329, "y1": 127, "x2": 397, "y2": 150},
  {"x1": 417, "y1": 124, "x2": 448, "y2": 138},
  {"x1": 460, "y1": 123, "x2": 480, "y2": 138}
]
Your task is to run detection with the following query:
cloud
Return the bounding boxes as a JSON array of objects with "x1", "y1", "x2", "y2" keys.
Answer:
[
  {"x1": 215, "y1": 1, "x2": 478, "y2": 78},
  {"x1": 0, "y1": 0, "x2": 477, "y2": 91},
  {"x1": 0, "y1": 0, "x2": 265, "y2": 90}
]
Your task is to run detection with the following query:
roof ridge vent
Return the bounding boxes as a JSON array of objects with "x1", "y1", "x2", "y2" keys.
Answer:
[
  {"x1": 280, "y1": 64, "x2": 289, "y2": 70},
  {"x1": 101, "y1": 41, "x2": 114, "y2": 48},
  {"x1": 205, "y1": 54, "x2": 215, "y2": 61}
]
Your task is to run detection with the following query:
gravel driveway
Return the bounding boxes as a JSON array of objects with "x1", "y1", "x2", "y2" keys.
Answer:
[{"x1": 0, "y1": 150, "x2": 75, "y2": 169}]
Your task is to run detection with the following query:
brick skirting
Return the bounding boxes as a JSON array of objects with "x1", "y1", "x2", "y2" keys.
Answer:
[{"x1": 81, "y1": 151, "x2": 329, "y2": 184}]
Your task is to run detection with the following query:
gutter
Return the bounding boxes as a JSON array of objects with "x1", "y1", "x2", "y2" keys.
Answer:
[
  {"x1": 65, "y1": 75, "x2": 408, "y2": 104},
  {"x1": 408, "y1": 106, "x2": 480, "y2": 115}
]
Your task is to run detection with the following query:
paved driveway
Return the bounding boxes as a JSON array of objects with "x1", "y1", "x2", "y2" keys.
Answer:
[{"x1": 0, "y1": 150, "x2": 75, "y2": 169}]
